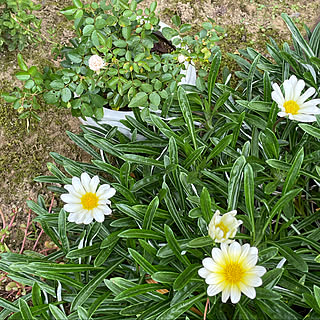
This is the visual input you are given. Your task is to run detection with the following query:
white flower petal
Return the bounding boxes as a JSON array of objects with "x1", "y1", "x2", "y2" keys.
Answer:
[
  {"x1": 251, "y1": 265, "x2": 267, "y2": 277},
  {"x1": 240, "y1": 284, "x2": 256, "y2": 299},
  {"x1": 244, "y1": 254, "x2": 258, "y2": 268},
  {"x1": 292, "y1": 113, "x2": 317, "y2": 122},
  {"x1": 64, "y1": 185, "x2": 81, "y2": 197},
  {"x1": 278, "y1": 111, "x2": 288, "y2": 117},
  {"x1": 64, "y1": 203, "x2": 83, "y2": 213},
  {"x1": 80, "y1": 172, "x2": 91, "y2": 193},
  {"x1": 83, "y1": 214, "x2": 94, "y2": 225},
  {"x1": 211, "y1": 248, "x2": 224, "y2": 264},
  {"x1": 293, "y1": 79, "x2": 305, "y2": 100},
  {"x1": 93, "y1": 208, "x2": 105, "y2": 223},
  {"x1": 100, "y1": 187, "x2": 116, "y2": 199},
  {"x1": 74, "y1": 211, "x2": 87, "y2": 224},
  {"x1": 203, "y1": 257, "x2": 218, "y2": 272},
  {"x1": 96, "y1": 184, "x2": 111, "y2": 197},
  {"x1": 243, "y1": 275, "x2": 263, "y2": 287},
  {"x1": 272, "y1": 83, "x2": 285, "y2": 103},
  {"x1": 61, "y1": 194, "x2": 81, "y2": 204},
  {"x1": 89, "y1": 175, "x2": 100, "y2": 193},
  {"x1": 228, "y1": 241, "x2": 241, "y2": 261},
  {"x1": 102, "y1": 205, "x2": 112, "y2": 215},
  {"x1": 221, "y1": 285, "x2": 231, "y2": 303},
  {"x1": 198, "y1": 267, "x2": 210, "y2": 279},
  {"x1": 230, "y1": 286, "x2": 241, "y2": 304},
  {"x1": 72, "y1": 177, "x2": 86, "y2": 194},
  {"x1": 271, "y1": 90, "x2": 285, "y2": 106},
  {"x1": 207, "y1": 284, "x2": 223, "y2": 296},
  {"x1": 205, "y1": 273, "x2": 223, "y2": 285},
  {"x1": 68, "y1": 212, "x2": 79, "y2": 222},
  {"x1": 300, "y1": 99, "x2": 320, "y2": 108},
  {"x1": 299, "y1": 106, "x2": 320, "y2": 114},
  {"x1": 296, "y1": 87, "x2": 316, "y2": 104},
  {"x1": 283, "y1": 78, "x2": 294, "y2": 100}
]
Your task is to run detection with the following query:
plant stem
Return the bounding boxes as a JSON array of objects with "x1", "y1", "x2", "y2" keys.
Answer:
[
  {"x1": 272, "y1": 117, "x2": 285, "y2": 133},
  {"x1": 19, "y1": 209, "x2": 32, "y2": 254}
]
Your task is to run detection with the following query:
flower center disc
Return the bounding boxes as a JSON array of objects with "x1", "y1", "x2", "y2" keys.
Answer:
[
  {"x1": 223, "y1": 262, "x2": 244, "y2": 284},
  {"x1": 216, "y1": 222, "x2": 228, "y2": 236},
  {"x1": 284, "y1": 100, "x2": 300, "y2": 115},
  {"x1": 81, "y1": 192, "x2": 99, "y2": 210}
]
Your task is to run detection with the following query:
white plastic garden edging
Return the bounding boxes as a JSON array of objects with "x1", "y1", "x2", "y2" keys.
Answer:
[{"x1": 80, "y1": 21, "x2": 197, "y2": 139}]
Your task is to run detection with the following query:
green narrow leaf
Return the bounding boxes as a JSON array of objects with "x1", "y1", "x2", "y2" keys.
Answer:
[
  {"x1": 260, "y1": 188, "x2": 302, "y2": 241},
  {"x1": 67, "y1": 131, "x2": 101, "y2": 160},
  {"x1": 128, "y1": 248, "x2": 157, "y2": 275},
  {"x1": 282, "y1": 147, "x2": 304, "y2": 195},
  {"x1": 244, "y1": 164, "x2": 255, "y2": 237},
  {"x1": 200, "y1": 187, "x2": 212, "y2": 223},
  {"x1": 173, "y1": 264, "x2": 200, "y2": 290},
  {"x1": 58, "y1": 209, "x2": 69, "y2": 253},
  {"x1": 281, "y1": 13, "x2": 314, "y2": 58},
  {"x1": 119, "y1": 229, "x2": 164, "y2": 240},
  {"x1": 263, "y1": 71, "x2": 271, "y2": 102},
  {"x1": 256, "y1": 299, "x2": 300, "y2": 320},
  {"x1": 122, "y1": 154, "x2": 164, "y2": 168},
  {"x1": 114, "y1": 283, "x2": 166, "y2": 301},
  {"x1": 207, "y1": 51, "x2": 221, "y2": 105},
  {"x1": 71, "y1": 258, "x2": 124, "y2": 310},
  {"x1": 177, "y1": 86, "x2": 197, "y2": 149},
  {"x1": 142, "y1": 196, "x2": 159, "y2": 230},
  {"x1": 49, "y1": 305, "x2": 68, "y2": 320},
  {"x1": 314, "y1": 285, "x2": 320, "y2": 309},
  {"x1": 0, "y1": 297, "x2": 19, "y2": 313},
  {"x1": 32, "y1": 283, "x2": 42, "y2": 306},
  {"x1": 156, "y1": 292, "x2": 205, "y2": 320},
  {"x1": 19, "y1": 299, "x2": 34, "y2": 320},
  {"x1": 183, "y1": 146, "x2": 205, "y2": 169},
  {"x1": 273, "y1": 243, "x2": 308, "y2": 272},
  {"x1": 227, "y1": 156, "x2": 246, "y2": 211},
  {"x1": 298, "y1": 123, "x2": 320, "y2": 139},
  {"x1": 207, "y1": 134, "x2": 233, "y2": 161},
  {"x1": 247, "y1": 54, "x2": 260, "y2": 101},
  {"x1": 162, "y1": 182, "x2": 189, "y2": 238},
  {"x1": 164, "y1": 225, "x2": 190, "y2": 266}
]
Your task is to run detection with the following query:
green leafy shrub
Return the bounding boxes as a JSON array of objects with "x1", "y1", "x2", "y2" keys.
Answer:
[
  {"x1": 1, "y1": 0, "x2": 224, "y2": 122},
  {"x1": 1, "y1": 55, "x2": 320, "y2": 319},
  {"x1": 0, "y1": 0, "x2": 41, "y2": 51}
]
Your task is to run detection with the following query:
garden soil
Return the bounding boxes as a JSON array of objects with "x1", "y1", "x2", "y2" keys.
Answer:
[{"x1": 0, "y1": 0, "x2": 319, "y2": 287}]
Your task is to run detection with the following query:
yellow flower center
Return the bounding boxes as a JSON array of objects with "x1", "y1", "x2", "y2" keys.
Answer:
[
  {"x1": 81, "y1": 192, "x2": 99, "y2": 210},
  {"x1": 216, "y1": 222, "x2": 229, "y2": 236},
  {"x1": 284, "y1": 100, "x2": 300, "y2": 115},
  {"x1": 222, "y1": 262, "x2": 245, "y2": 284}
]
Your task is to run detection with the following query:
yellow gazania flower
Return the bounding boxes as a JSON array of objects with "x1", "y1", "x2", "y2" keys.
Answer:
[
  {"x1": 272, "y1": 75, "x2": 320, "y2": 122},
  {"x1": 198, "y1": 242, "x2": 266, "y2": 304},
  {"x1": 61, "y1": 172, "x2": 116, "y2": 224},
  {"x1": 208, "y1": 210, "x2": 242, "y2": 244}
]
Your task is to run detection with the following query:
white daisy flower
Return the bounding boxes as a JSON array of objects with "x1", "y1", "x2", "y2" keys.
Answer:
[
  {"x1": 61, "y1": 172, "x2": 116, "y2": 224},
  {"x1": 208, "y1": 210, "x2": 242, "y2": 244},
  {"x1": 88, "y1": 55, "x2": 105, "y2": 72},
  {"x1": 271, "y1": 75, "x2": 320, "y2": 122},
  {"x1": 198, "y1": 242, "x2": 266, "y2": 304}
]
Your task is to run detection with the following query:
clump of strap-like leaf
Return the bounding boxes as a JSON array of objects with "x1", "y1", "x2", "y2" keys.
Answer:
[{"x1": 1, "y1": 54, "x2": 320, "y2": 319}]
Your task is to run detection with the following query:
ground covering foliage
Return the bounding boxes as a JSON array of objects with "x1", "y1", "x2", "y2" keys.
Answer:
[{"x1": 1, "y1": 0, "x2": 320, "y2": 319}]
